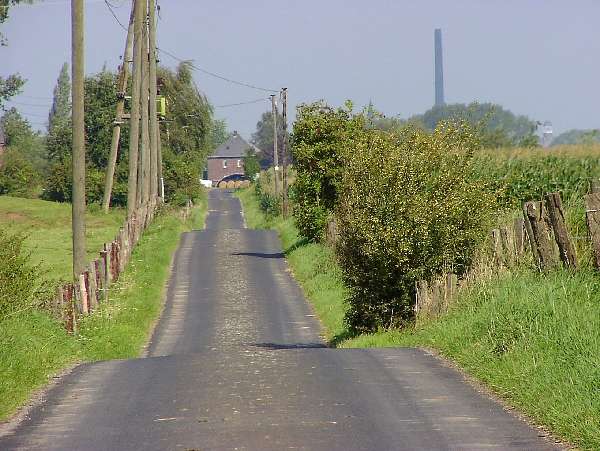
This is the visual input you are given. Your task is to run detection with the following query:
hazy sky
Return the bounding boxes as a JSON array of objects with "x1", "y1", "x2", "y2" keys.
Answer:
[{"x1": 2, "y1": 0, "x2": 600, "y2": 139}]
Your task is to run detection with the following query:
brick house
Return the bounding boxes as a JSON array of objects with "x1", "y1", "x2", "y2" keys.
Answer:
[{"x1": 207, "y1": 131, "x2": 259, "y2": 185}]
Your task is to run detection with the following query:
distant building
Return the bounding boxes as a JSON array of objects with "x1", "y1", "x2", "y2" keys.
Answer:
[
  {"x1": 542, "y1": 121, "x2": 553, "y2": 148},
  {"x1": 434, "y1": 28, "x2": 445, "y2": 106},
  {"x1": 0, "y1": 125, "x2": 6, "y2": 166},
  {"x1": 206, "y1": 131, "x2": 260, "y2": 186}
]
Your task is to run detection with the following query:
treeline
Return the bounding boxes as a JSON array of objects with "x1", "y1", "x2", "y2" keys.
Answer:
[{"x1": 0, "y1": 61, "x2": 225, "y2": 206}]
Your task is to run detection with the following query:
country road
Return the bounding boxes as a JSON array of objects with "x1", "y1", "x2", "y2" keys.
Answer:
[{"x1": 0, "y1": 190, "x2": 559, "y2": 451}]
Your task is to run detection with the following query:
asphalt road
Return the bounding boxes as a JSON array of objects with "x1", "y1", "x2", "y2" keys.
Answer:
[{"x1": 0, "y1": 190, "x2": 560, "y2": 450}]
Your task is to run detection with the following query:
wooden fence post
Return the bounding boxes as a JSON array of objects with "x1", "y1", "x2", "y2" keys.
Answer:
[
  {"x1": 513, "y1": 217, "x2": 525, "y2": 258},
  {"x1": 544, "y1": 192, "x2": 577, "y2": 268},
  {"x1": 88, "y1": 263, "x2": 98, "y2": 311},
  {"x1": 585, "y1": 192, "x2": 600, "y2": 269},
  {"x1": 79, "y1": 273, "x2": 89, "y2": 314},
  {"x1": 523, "y1": 201, "x2": 559, "y2": 270}
]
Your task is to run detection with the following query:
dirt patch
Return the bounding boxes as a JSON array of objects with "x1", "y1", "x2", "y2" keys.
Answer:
[{"x1": 0, "y1": 212, "x2": 27, "y2": 222}]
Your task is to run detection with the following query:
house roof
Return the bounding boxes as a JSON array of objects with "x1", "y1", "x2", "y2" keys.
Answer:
[{"x1": 209, "y1": 131, "x2": 260, "y2": 158}]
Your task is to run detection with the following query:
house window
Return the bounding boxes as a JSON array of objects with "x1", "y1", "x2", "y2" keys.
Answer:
[
  {"x1": 223, "y1": 160, "x2": 227, "y2": 168},
  {"x1": 237, "y1": 159, "x2": 242, "y2": 168}
]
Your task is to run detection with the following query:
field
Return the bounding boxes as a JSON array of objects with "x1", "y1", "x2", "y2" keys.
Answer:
[{"x1": 0, "y1": 196, "x2": 125, "y2": 281}]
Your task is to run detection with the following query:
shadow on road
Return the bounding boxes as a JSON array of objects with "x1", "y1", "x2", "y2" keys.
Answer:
[{"x1": 232, "y1": 251, "x2": 285, "y2": 259}]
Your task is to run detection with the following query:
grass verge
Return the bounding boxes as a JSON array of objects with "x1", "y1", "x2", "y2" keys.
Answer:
[
  {"x1": 0, "y1": 196, "x2": 206, "y2": 421},
  {"x1": 238, "y1": 187, "x2": 600, "y2": 450}
]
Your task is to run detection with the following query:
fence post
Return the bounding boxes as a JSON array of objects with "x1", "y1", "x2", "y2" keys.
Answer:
[
  {"x1": 79, "y1": 273, "x2": 89, "y2": 314},
  {"x1": 523, "y1": 200, "x2": 559, "y2": 270},
  {"x1": 513, "y1": 217, "x2": 526, "y2": 258},
  {"x1": 88, "y1": 262, "x2": 98, "y2": 311},
  {"x1": 585, "y1": 192, "x2": 600, "y2": 269},
  {"x1": 544, "y1": 192, "x2": 577, "y2": 268}
]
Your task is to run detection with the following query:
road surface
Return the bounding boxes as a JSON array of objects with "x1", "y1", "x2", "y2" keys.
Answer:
[{"x1": 0, "y1": 190, "x2": 559, "y2": 450}]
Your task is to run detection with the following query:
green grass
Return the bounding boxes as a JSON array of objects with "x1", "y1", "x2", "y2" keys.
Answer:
[
  {"x1": 0, "y1": 196, "x2": 125, "y2": 281},
  {"x1": 238, "y1": 187, "x2": 600, "y2": 450},
  {"x1": 0, "y1": 196, "x2": 207, "y2": 421},
  {"x1": 237, "y1": 188, "x2": 347, "y2": 341}
]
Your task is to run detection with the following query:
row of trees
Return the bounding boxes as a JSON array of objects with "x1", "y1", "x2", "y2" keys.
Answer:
[{"x1": 0, "y1": 61, "x2": 224, "y2": 205}]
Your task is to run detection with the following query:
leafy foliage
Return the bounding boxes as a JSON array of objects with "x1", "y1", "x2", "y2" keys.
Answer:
[
  {"x1": 243, "y1": 149, "x2": 260, "y2": 179},
  {"x1": 0, "y1": 149, "x2": 39, "y2": 197},
  {"x1": 336, "y1": 121, "x2": 495, "y2": 332},
  {"x1": 291, "y1": 100, "x2": 364, "y2": 241},
  {"x1": 48, "y1": 63, "x2": 70, "y2": 134},
  {"x1": 410, "y1": 102, "x2": 538, "y2": 149},
  {"x1": 472, "y1": 150, "x2": 600, "y2": 208},
  {"x1": 0, "y1": 108, "x2": 46, "y2": 175},
  {"x1": 251, "y1": 110, "x2": 284, "y2": 167},
  {"x1": 0, "y1": 229, "x2": 42, "y2": 320},
  {"x1": 551, "y1": 129, "x2": 600, "y2": 146}
]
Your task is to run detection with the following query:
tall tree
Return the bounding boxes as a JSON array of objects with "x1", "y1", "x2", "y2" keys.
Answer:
[
  {"x1": 48, "y1": 63, "x2": 71, "y2": 133},
  {"x1": 251, "y1": 110, "x2": 284, "y2": 168}
]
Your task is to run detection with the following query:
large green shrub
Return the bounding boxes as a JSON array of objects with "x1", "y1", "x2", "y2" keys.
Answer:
[
  {"x1": 291, "y1": 101, "x2": 365, "y2": 241},
  {"x1": 0, "y1": 229, "x2": 42, "y2": 320},
  {"x1": 336, "y1": 122, "x2": 495, "y2": 332}
]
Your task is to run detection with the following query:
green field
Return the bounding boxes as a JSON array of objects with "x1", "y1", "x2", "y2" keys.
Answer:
[
  {"x1": 0, "y1": 196, "x2": 125, "y2": 281},
  {"x1": 238, "y1": 187, "x2": 600, "y2": 450},
  {"x1": 0, "y1": 195, "x2": 207, "y2": 421}
]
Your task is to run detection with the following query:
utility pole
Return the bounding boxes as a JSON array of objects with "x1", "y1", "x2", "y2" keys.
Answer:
[
  {"x1": 270, "y1": 94, "x2": 279, "y2": 197},
  {"x1": 127, "y1": 0, "x2": 143, "y2": 218},
  {"x1": 140, "y1": 0, "x2": 151, "y2": 206},
  {"x1": 102, "y1": 1, "x2": 135, "y2": 213},
  {"x1": 281, "y1": 87, "x2": 289, "y2": 218},
  {"x1": 148, "y1": 0, "x2": 158, "y2": 203},
  {"x1": 71, "y1": 0, "x2": 86, "y2": 278}
]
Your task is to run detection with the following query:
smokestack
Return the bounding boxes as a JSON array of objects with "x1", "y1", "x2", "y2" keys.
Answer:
[{"x1": 434, "y1": 28, "x2": 445, "y2": 106}]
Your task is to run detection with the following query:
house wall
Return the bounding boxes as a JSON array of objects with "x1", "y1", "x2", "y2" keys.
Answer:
[{"x1": 207, "y1": 157, "x2": 245, "y2": 182}]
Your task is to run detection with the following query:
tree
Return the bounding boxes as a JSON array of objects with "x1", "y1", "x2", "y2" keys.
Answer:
[
  {"x1": 409, "y1": 102, "x2": 537, "y2": 148},
  {"x1": 210, "y1": 118, "x2": 229, "y2": 149},
  {"x1": 251, "y1": 110, "x2": 284, "y2": 168},
  {"x1": 551, "y1": 129, "x2": 600, "y2": 146},
  {"x1": 48, "y1": 62, "x2": 71, "y2": 133},
  {"x1": 243, "y1": 149, "x2": 260, "y2": 179},
  {"x1": 0, "y1": 108, "x2": 46, "y2": 174},
  {"x1": 157, "y1": 62, "x2": 214, "y2": 203}
]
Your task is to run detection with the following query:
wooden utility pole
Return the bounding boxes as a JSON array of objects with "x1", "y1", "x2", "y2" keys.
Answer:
[
  {"x1": 127, "y1": 0, "x2": 143, "y2": 217},
  {"x1": 281, "y1": 87, "x2": 289, "y2": 218},
  {"x1": 102, "y1": 1, "x2": 135, "y2": 213},
  {"x1": 140, "y1": 0, "x2": 151, "y2": 206},
  {"x1": 148, "y1": 0, "x2": 158, "y2": 203},
  {"x1": 71, "y1": 0, "x2": 86, "y2": 278},
  {"x1": 270, "y1": 94, "x2": 279, "y2": 197}
]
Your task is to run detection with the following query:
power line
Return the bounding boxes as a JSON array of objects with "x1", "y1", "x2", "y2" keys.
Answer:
[
  {"x1": 102, "y1": 1, "x2": 278, "y2": 93},
  {"x1": 215, "y1": 98, "x2": 268, "y2": 108},
  {"x1": 157, "y1": 47, "x2": 278, "y2": 93}
]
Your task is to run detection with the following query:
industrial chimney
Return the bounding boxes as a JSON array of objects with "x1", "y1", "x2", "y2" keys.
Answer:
[{"x1": 434, "y1": 28, "x2": 445, "y2": 106}]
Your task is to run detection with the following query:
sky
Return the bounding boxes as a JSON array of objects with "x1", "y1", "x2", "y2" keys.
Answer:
[{"x1": 2, "y1": 0, "x2": 600, "y2": 140}]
